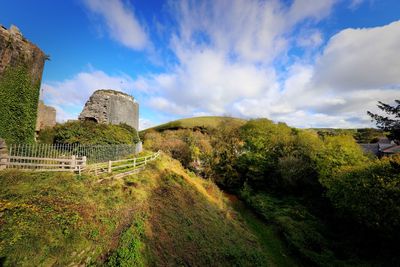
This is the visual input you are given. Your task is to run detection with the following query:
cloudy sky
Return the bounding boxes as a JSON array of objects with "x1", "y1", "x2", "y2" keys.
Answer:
[{"x1": 1, "y1": 0, "x2": 399, "y2": 129}]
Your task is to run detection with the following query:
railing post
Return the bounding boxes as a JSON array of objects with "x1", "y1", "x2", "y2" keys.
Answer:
[
  {"x1": 82, "y1": 156, "x2": 87, "y2": 168},
  {"x1": 0, "y1": 139, "x2": 8, "y2": 170},
  {"x1": 133, "y1": 158, "x2": 136, "y2": 169},
  {"x1": 108, "y1": 160, "x2": 112, "y2": 173},
  {"x1": 71, "y1": 155, "x2": 76, "y2": 171}
]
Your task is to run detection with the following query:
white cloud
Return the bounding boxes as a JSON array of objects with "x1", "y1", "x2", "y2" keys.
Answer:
[
  {"x1": 225, "y1": 21, "x2": 400, "y2": 128},
  {"x1": 312, "y1": 20, "x2": 400, "y2": 90},
  {"x1": 83, "y1": 0, "x2": 149, "y2": 50},
  {"x1": 169, "y1": 0, "x2": 336, "y2": 64},
  {"x1": 42, "y1": 69, "x2": 138, "y2": 122}
]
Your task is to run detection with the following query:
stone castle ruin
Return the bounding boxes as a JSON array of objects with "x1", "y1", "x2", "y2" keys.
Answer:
[
  {"x1": 0, "y1": 24, "x2": 56, "y2": 141},
  {"x1": 36, "y1": 100, "x2": 56, "y2": 132},
  {"x1": 0, "y1": 25, "x2": 46, "y2": 85},
  {"x1": 79, "y1": 90, "x2": 139, "y2": 131}
]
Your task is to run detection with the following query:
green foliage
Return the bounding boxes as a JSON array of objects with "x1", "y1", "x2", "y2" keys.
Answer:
[
  {"x1": 368, "y1": 100, "x2": 400, "y2": 142},
  {"x1": 240, "y1": 190, "x2": 358, "y2": 266},
  {"x1": 326, "y1": 155, "x2": 400, "y2": 237},
  {"x1": 207, "y1": 119, "x2": 243, "y2": 189},
  {"x1": 38, "y1": 121, "x2": 139, "y2": 145},
  {"x1": 353, "y1": 128, "x2": 384, "y2": 143},
  {"x1": 315, "y1": 135, "x2": 368, "y2": 185},
  {"x1": 107, "y1": 217, "x2": 146, "y2": 267},
  {"x1": 0, "y1": 65, "x2": 40, "y2": 143}
]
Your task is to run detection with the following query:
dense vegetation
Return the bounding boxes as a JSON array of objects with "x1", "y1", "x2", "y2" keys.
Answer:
[
  {"x1": 0, "y1": 65, "x2": 40, "y2": 144},
  {"x1": 143, "y1": 117, "x2": 400, "y2": 266},
  {"x1": 38, "y1": 121, "x2": 140, "y2": 145}
]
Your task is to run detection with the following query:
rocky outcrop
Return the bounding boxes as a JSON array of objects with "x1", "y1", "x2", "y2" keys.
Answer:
[
  {"x1": 36, "y1": 101, "x2": 56, "y2": 132},
  {"x1": 0, "y1": 24, "x2": 47, "y2": 85},
  {"x1": 79, "y1": 90, "x2": 139, "y2": 130}
]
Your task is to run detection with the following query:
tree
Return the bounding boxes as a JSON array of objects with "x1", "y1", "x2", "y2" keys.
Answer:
[{"x1": 368, "y1": 100, "x2": 400, "y2": 142}]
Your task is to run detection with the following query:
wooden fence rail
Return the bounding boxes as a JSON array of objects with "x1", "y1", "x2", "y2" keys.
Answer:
[
  {"x1": 1, "y1": 155, "x2": 87, "y2": 174},
  {"x1": 0, "y1": 150, "x2": 160, "y2": 177},
  {"x1": 86, "y1": 151, "x2": 161, "y2": 176}
]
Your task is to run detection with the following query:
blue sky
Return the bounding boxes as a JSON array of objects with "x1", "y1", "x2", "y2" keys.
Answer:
[{"x1": 1, "y1": 0, "x2": 399, "y2": 129}]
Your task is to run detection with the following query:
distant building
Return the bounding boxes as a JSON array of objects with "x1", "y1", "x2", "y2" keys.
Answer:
[{"x1": 360, "y1": 137, "x2": 399, "y2": 157}]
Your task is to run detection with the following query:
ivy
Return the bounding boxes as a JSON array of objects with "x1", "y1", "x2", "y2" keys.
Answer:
[{"x1": 0, "y1": 65, "x2": 40, "y2": 144}]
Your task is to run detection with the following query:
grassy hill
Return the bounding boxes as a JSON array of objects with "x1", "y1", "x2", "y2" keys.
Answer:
[
  {"x1": 143, "y1": 116, "x2": 246, "y2": 133},
  {"x1": 0, "y1": 153, "x2": 297, "y2": 266}
]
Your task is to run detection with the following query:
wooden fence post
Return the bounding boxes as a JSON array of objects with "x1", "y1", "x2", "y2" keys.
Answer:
[
  {"x1": 108, "y1": 160, "x2": 112, "y2": 173},
  {"x1": 71, "y1": 155, "x2": 76, "y2": 171},
  {"x1": 82, "y1": 156, "x2": 87, "y2": 168},
  {"x1": 0, "y1": 139, "x2": 8, "y2": 170}
]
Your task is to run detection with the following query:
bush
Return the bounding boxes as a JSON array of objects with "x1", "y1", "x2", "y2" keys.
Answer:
[
  {"x1": 240, "y1": 189, "x2": 345, "y2": 266},
  {"x1": 326, "y1": 155, "x2": 400, "y2": 238},
  {"x1": 38, "y1": 121, "x2": 139, "y2": 145}
]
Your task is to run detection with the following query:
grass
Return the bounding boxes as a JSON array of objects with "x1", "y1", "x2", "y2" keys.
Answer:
[
  {"x1": 143, "y1": 116, "x2": 246, "y2": 133},
  {"x1": 0, "y1": 153, "x2": 290, "y2": 266},
  {"x1": 0, "y1": 168, "x2": 156, "y2": 266},
  {"x1": 143, "y1": 157, "x2": 267, "y2": 266}
]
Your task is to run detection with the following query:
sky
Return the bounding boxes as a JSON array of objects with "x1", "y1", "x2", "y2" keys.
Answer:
[{"x1": 1, "y1": 0, "x2": 399, "y2": 130}]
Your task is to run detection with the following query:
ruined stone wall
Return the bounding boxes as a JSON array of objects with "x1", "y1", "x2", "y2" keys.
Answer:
[
  {"x1": 36, "y1": 101, "x2": 56, "y2": 132},
  {"x1": 0, "y1": 25, "x2": 47, "y2": 143},
  {"x1": 0, "y1": 25, "x2": 46, "y2": 84},
  {"x1": 79, "y1": 90, "x2": 139, "y2": 130}
]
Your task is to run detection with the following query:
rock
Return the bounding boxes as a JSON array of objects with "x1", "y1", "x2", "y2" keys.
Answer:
[{"x1": 79, "y1": 89, "x2": 139, "y2": 130}]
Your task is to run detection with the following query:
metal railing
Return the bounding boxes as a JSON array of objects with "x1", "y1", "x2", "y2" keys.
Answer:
[{"x1": 7, "y1": 143, "x2": 142, "y2": 164}]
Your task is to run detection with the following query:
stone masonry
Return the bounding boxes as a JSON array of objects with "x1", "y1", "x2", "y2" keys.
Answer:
[
  {"x1": 0, "y1": 24, "x2": 47, "y2": 85},
  {"x1": 36, "y1": 100, "x2": 56, "y2": 132},
  {"x1": 79, "y1": 90, "x2": 139, "y2": 130}
]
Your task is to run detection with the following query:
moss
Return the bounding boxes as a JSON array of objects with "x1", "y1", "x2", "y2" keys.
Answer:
[{"x1": 0, "y1": 65, "x2": 40, "y2": 143}]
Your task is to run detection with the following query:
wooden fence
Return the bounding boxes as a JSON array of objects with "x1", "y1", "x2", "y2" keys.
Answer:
[
  {"x1": 86, "y1": 151, "x2": 161, "y2": 177},
  {"x1": 2, "y1": 155, "x2": 87, "y2": 174}
]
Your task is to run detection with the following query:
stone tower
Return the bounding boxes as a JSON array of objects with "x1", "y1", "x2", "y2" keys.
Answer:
[
  {"x1": 0, "y1": 25, "x2": 47, "y2": 84},
  {"x1": 79, "y1": 90, "x2": 139, "y2": 130}
]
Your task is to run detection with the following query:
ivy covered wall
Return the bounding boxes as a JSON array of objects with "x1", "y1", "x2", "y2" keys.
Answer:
[{"x1": 0, "y1": 65, "x2": 40, "y2": 144}]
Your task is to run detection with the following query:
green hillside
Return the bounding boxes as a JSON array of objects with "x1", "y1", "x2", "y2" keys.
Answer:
[
  {"x1": 0, "y1": 153, "x2": 296, "y2": 266},
  {"x1": 143, "y1": 116, "x2": 246, "y2": 133}
]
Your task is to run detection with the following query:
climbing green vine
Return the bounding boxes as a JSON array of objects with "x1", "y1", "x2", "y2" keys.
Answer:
[{"x1": 0, "y1": 65, "x2": 40, "y2": 144}]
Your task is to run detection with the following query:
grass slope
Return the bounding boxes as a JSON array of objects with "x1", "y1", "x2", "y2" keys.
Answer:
[
  {"x1": 0, "y1": 153, "x2": 296, "y2": 266},
  {"x1": 143, "y1": 116, "x2": 246, "y2": 133}
]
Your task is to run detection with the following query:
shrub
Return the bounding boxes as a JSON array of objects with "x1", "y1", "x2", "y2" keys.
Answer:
[
  {"x1": 240, "y1": 190, "x2": 344, "y2": 266},
  {"x1": 38, "y1": 121, "x2": 139, "y2": 145},
  {"x1": 326, "y1": 155, "x2": 400, "y2": 238}
]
